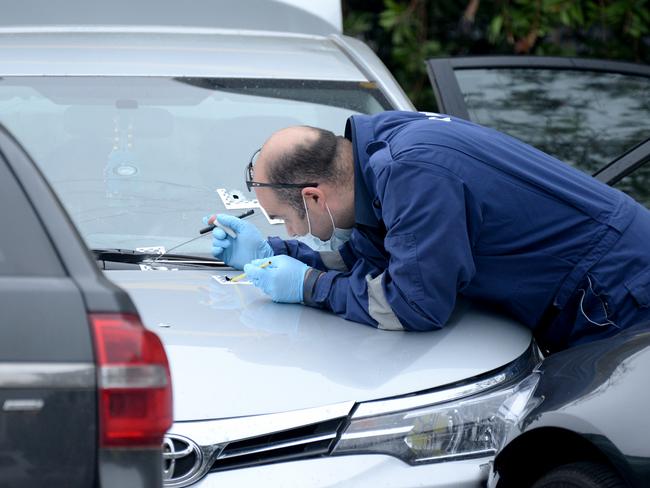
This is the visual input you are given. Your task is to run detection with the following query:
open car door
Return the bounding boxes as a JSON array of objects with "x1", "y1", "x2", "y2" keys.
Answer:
[{"x1": 426, "y1": 56, "x2": 650, "y2": 208}]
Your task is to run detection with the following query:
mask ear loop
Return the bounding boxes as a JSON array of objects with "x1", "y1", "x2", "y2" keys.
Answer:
[
  {"x1": 302, "y1": 194, "x2": 336, "y2": 240},
  {"x1": 302, "y1": 195, "x2": 313, "y2": 236},
  {"x1": 325, "y1": 203, "x2": 336, "y2": 239}
]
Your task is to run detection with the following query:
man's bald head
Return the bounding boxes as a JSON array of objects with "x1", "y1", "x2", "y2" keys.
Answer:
[
  {"x1": 259, "y1": 126, "x2": 320, "y2": 168},
  {"x1": 256, "y1": 125, "x2": 352, "y2": 219}
]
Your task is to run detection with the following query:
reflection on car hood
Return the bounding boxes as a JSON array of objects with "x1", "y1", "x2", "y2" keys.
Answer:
[{"x1": 106, "y1": 270, "x2": 531, "y2": 421}]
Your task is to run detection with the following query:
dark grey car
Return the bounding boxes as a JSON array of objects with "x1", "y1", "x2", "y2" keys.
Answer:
[
  {"x1": 488, "y1": 322, "x2": 650, "y2": 487},
  {"x1": 0, "y1": 125, "x2": 173, "y2": 487}
]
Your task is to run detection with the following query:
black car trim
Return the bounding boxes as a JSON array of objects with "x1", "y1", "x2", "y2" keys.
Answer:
[
  {"x1": 594, "y1": 138, "x2": 650, "y2": 185},
  {"x1": 425, "y1": 58, "x2": 470, "y2": 120},
  {"x1": 432, "y1": 56, "x2": 650, "y2": 75},
  {"x1": 176, "y1": 78, "x2": 394, "y2": 112}
]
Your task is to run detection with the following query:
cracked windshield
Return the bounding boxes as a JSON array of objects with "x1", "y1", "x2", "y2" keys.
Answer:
[{"x1": 0, "y1": 77, "x2": 388, "y2": 255}]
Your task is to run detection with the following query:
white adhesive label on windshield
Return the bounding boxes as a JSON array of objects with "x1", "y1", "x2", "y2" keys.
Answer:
[
  {"x1": 135, "y1": 246, "x2": 166, "y2": 254},
  {"x1": 217, "y1": 188, "x2": 259, "y2": 210},
  {"x1": 139, "y1": 264, "x2": 177, "y2": 271},
  {"x1": 216, "y1": 188, "x2": 284, "y2": 225}
]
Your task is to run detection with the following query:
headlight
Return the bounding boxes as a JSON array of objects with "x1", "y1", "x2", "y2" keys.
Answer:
[{"x1": 332, "y1": 354, "x2": 540, "y2": 465}]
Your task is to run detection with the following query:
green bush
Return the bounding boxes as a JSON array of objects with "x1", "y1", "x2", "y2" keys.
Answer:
[{"x1": 343, "y1": 0, "x2": 650, "y2": 110}]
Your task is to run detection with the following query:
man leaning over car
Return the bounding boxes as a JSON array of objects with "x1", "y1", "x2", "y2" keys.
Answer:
[{"x1": 205, "y1": 111, "x2": 650, "y2": 353}]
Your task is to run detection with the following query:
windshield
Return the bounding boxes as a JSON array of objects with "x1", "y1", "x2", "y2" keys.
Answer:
[{"x1": 0, "y1": 77, "x2": 389, "y2": 255}]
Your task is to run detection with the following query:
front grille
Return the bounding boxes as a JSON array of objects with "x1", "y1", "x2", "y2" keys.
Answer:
[{"x1": 210, "y1": 417, "x2": 346, "y2": 472}]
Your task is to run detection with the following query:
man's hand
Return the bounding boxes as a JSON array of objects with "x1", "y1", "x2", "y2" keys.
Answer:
[
  {"x1": 244, "y1": 256, "x2": 309, "y2": 303},
  {"x1": 204, "y1": 213, "x2": 273, "y2": 270}
]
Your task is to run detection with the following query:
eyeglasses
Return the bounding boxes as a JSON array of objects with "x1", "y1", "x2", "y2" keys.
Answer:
[{"x1": 245, "y1": 148, "x2": 318, "y2": 192}]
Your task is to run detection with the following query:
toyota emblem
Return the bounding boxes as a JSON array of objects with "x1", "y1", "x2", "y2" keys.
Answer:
[{"x1": 162, "y1": 434, "x2": 203, "y2": 486}]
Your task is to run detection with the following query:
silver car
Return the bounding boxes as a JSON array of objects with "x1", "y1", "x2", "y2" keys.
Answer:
[{"x1": 8, "y1": 1, "x2": 649, "y2": 487}]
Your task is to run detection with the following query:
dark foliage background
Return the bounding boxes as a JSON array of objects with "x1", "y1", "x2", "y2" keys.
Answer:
[{"x1": 342, "y1": 0, "x2": 650, "y2": 110}]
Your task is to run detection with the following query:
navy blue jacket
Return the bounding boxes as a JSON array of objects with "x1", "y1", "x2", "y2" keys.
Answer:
[{"x1": 269, "y1": 111, "x2": 649, "y2": 345}]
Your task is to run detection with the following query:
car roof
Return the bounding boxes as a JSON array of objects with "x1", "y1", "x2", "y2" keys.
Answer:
[
  {"x1": 0, "y1": 29, "x2": 368, "y2": 80},
  {"x1": 1, "y1": 0, "x2": 342, "y2": 36}
]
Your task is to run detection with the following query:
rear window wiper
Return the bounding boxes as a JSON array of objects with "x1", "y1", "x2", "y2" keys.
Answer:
[{"x1": 92, "y1": 248, "x2": 227, "y2": 266}]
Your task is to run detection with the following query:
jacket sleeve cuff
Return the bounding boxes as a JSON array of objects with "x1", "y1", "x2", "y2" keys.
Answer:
[
  {"x1": 303, "y1": 268, "x2": 324, "y2": 307},
  {"x1": 268, "y1": 236, "x2": 287, "y2": 255}
]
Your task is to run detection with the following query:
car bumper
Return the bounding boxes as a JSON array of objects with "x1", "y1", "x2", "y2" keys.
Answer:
[{"x1": 192, "y1": 454, "x2": 492, "y2": 487}]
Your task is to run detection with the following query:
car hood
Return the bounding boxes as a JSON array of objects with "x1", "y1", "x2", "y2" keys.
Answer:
[{"x1": 106, "y1": 269, "x2": 532, "y2": 421}]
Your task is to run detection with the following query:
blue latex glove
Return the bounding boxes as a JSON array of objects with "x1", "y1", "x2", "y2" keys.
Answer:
[
  {"x1": 244, "y1": 255, "x2": 309, "y2": 303},
  {"x1": 203, "y1": 213, "x2": 273, "y2": 270}
]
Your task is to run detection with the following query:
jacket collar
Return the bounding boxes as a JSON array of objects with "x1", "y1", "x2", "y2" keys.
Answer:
[{"x1": 345, "y1": 116, "x2": 380, "y2": 228}]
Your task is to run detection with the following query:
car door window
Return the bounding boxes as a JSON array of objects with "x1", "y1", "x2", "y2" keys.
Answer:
[
  {"x1": 0, "y1": 156, "x2": 64, "y2": 276},
  {"x1": 427, "y1": 58, "x2": 650, "y2": 177},
  {"x1": 454, "y1": 69, "x2": 650, "y2": 174}
]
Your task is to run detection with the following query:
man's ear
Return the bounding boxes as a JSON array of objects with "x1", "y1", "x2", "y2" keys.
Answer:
[{"x1": 301, "y1": 187, "x2": 325, "y2": 209}]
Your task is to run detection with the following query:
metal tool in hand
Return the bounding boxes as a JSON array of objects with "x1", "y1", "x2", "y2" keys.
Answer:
[{"x1": 153, "y1": 209, "x2": 255, "y2": 263}]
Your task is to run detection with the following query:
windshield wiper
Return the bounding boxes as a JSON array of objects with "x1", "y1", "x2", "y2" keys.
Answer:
[{"x1": 92, "y1": 248, "x2": 226, "y2": 266}]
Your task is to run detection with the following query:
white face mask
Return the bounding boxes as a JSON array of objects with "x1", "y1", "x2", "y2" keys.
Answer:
[{"x1": 294, "y1": 196, "x2": 352, "y2": 252}]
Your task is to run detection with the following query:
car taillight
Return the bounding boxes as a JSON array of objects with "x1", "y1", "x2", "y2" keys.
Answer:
[{"x1": 90, "y1": 313, "x2": 173, "y2": 448}]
